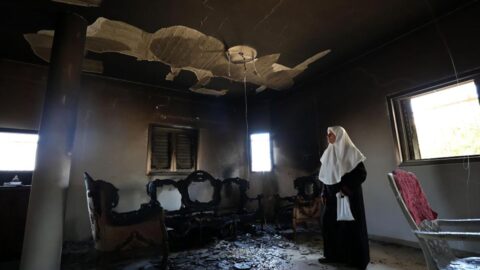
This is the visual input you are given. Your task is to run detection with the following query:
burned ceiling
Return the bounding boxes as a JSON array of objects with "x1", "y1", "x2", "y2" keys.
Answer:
[
  {"x1": 52, "y1": 0, "x2": 101, "y2": 7},
  {"x1": 25, "y1": 17, "x2": 331, "y2": 96},
  {"x1": 0, "y1": 0, "x2": 475, "y2": 98}
]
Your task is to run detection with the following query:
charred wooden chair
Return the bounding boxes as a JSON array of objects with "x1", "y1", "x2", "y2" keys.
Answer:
[
  {"x1": 146, "y1": 179, "x2": 190, "y2": 238},
  {"x1": 388, "y1": 169, "x2": 480, "y2": 270},
  {"x1": 292, "y1": 175, "x2": 322, "y2": 238},
  {"x1": 219, "y1": 177, "x2": 265, "y2": 233},
  {"x1": 147, "y1": 170, "x2": 223, "y2": 242},
  {"x1": 84, "y1": 172, "x2": 168, "y2": 264},
  {"x1": 147, "y1": 171, "x2": 264, "y2": 242},
  {"x1": 274, "y1": 173, "x2": 322, "y2": 237}
]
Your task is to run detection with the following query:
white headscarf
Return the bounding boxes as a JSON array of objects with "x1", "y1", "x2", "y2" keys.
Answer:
[{"x1": 318, "y1": 126, "x2": 366, "y2": 185}]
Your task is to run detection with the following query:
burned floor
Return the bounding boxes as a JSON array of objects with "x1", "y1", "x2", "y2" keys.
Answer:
[{"x1": 51, "y1": 226, "x2": 427, "y2": 270}]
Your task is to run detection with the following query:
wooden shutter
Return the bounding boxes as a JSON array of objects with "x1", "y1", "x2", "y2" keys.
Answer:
[
  {"x1": 175, "y1": 133, "x2": 195, "y2": 169},
  {"x1": 150, "y1": 128, "x2": 172, "y2": 170}
]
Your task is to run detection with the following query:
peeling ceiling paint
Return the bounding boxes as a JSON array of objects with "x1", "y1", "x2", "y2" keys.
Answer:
[
  {"x1": 51, "y1": 0, "x2": 102, "y2": 7},
  {"x1": 23, "y1": 31, "x2": 104, "y2": 74},
  {"x1": 190, "y1": 88, "x2": 228, "y2": 96},
  {"x1": 25, "y1": 17, "x2": 330, "y2": 95},
  {"x1": 8, "y1": 0, "x2": 473, "y2": 97}
]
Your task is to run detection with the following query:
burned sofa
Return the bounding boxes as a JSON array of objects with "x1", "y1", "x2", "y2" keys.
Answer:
[{"x1": 147, "y1": 170, "x2": 264, "y2": 243}]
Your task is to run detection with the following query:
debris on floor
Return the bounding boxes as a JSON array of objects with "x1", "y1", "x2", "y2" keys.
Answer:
[
  {"x1": 56, "y1": 226, "x2": 428, "y2": 270},
  {"x1": 167, "y1": 232, "x2": 315, "y2": 270}
]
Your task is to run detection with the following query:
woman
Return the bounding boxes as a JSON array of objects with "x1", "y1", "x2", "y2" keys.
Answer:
[{"x1": 318, "y1": 126, "x2": 370, "y2": 270}]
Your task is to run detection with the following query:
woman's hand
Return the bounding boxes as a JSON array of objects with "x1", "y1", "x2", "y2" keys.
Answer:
[{"x1": 340, "y1": 185, "x2": 352, "y2": 196}]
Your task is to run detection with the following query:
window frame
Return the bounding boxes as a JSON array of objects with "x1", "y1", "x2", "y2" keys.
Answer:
[
  {"x1": 249, "y1": 131, "x2": 274, "y2": 173},
  {"x1": 146, "y1": 124, "x2": 198, "y2": 175},
  {"x1": 387, "y1": 72, "x2": 480, "y2": 166}
]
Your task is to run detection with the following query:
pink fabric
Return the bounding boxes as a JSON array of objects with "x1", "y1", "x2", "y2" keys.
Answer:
[{"x1": 393, "y1": 169, "x2": 438, "y2": 225}]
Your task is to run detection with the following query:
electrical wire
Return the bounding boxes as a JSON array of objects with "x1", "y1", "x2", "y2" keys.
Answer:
[
  {"x1": 242, "y1": 54, "x2": 251, "y2": 177},
  {"x1": 227, "y1": 52, "x2": 231, "y2": 78},
  {"x1": 424, "y1": 0, "x2": 474, "y2": 218},
  {"x1": 423, "y1": 0, "x2": 460, "y2": 85}
]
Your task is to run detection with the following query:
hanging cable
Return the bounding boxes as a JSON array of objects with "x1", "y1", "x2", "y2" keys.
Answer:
[
  {"x1": 227, "y1": 51, "x2": 232, "y2": 78},
  {"x1": 424, "y1": 0, "x2": 474, "y2": 217},
  {"x1": 423, "y1": 0, "x2": 460, "y2": 84},
  {"x1": 463, "y1": 155, "x2": 472, "y2": 216},
  {"x1": 241, "y1": 53, "x2": 251, "y2": 177},
  {"x1": 252, "y1": 58, "x2": 260, "y2": 77}
]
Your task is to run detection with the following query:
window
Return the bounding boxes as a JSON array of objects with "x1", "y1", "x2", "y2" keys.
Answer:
[
  {"x1": 0, "y1": 131, "x2": 39, "y2": 171},
  {"x1": 389, "y1": 79, "x2": 480, "y2": 162},
  {"x1": 250, "y1": 133, "x2": 272, "y2": 172},
  {"x1": 147, "y1": 125, "x2": 198, "y2": 174}
]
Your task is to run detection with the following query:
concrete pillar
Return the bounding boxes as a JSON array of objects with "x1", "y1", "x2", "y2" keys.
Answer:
[{"x1": 20, "y1": 13, "x2": 86, "y2": 270}]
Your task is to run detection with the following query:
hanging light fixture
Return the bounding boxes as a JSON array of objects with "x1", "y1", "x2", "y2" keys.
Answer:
[{"x1": 226, "y1": 45, "x2": 257, "y2": 64}]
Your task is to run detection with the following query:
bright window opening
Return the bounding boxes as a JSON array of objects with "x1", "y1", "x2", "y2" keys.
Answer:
[
  {"x1": 389, "y1": 79, "x2": 480, "y2": 162},
  {"x1": 410, "y1": 81, "x2": 480, "y2": 159},
  {"x1": 250, "y1": 133, "x2": 272, "y2": 172},
  {"x1": 0, "y1": 132, "x2": 39, "y2": 171}
]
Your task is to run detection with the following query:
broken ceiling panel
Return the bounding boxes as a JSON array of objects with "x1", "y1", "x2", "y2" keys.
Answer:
[
  {"x1": 23, "y1": 31, "x2": 103, "y2": 74},
  {"x1": 24, "y1": 17, "x2": 330, "y2": 95},
  {"x1": 252, "y1": 54, "x2": 281, "y2": 77},
  {"x1": 81, "y1": 59, "x2": 104, "y2": 74},
  {"x1": 189, "y1": 87, "x2": 228, "y2": 96},
  {"x1": 179, "y1": 67, "x2": 213, "y2": 87},
  {"x1": 165, "y1": 67, "x2": 182, "y2": 81},
  {"x1": 52, "y1": 0, "x2": 102, "y2": 7},
  {"x1": 294, "y1": 50, "x2": 331, "y2": 71},
  {"x1": 24, "y1": 32, "x2": 53, "y2": 62},
  {"x1": 86, "y1": 17, "x2": 148, "y2": 59}
]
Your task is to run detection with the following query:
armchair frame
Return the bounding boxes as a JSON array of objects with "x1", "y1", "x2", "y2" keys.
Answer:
[{"x1": 388, "y1": 171, "x2": 480, "y2": 270}]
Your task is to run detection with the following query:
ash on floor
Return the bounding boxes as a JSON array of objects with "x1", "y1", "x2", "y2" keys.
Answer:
[
  {"x1": 163, "y1": 229, "x2": 426, "y2": 270},
  {"x1": 168, "y1": 233, "x2": 303, "y2": 270},
  {"x1": 43, "y1": 227, "x2": 427, "y2": 270}
]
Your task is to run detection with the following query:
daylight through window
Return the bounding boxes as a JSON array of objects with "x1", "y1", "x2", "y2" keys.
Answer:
[
  {"x1": 250, "y1": 133, "x2": 272, "y2": 172},
  {"x1": 389, "y1": 79, "x2": 480, "y2": 162},
  {"x1": 0, "y1": 132, "x2": 39, "y2": 171}
]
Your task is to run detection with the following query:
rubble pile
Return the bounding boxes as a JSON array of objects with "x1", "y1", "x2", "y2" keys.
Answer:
[{"x1": 168, "y1": 233, "x2": 301, "y2": 270}]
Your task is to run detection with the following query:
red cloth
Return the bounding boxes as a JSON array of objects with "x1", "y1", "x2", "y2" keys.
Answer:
[{"x1": 393, "y1": 169, "x2": 438, "y2": 225}]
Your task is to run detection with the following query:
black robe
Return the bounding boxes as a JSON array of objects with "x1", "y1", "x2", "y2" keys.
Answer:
[{"x1": 321, "y1": 162, "x2": 370, "y2": 270}]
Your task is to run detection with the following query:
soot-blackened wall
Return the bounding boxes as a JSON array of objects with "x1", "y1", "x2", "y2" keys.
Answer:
[{"x1": 0, "y1": 60, "x2": 250, "y2": 241}]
